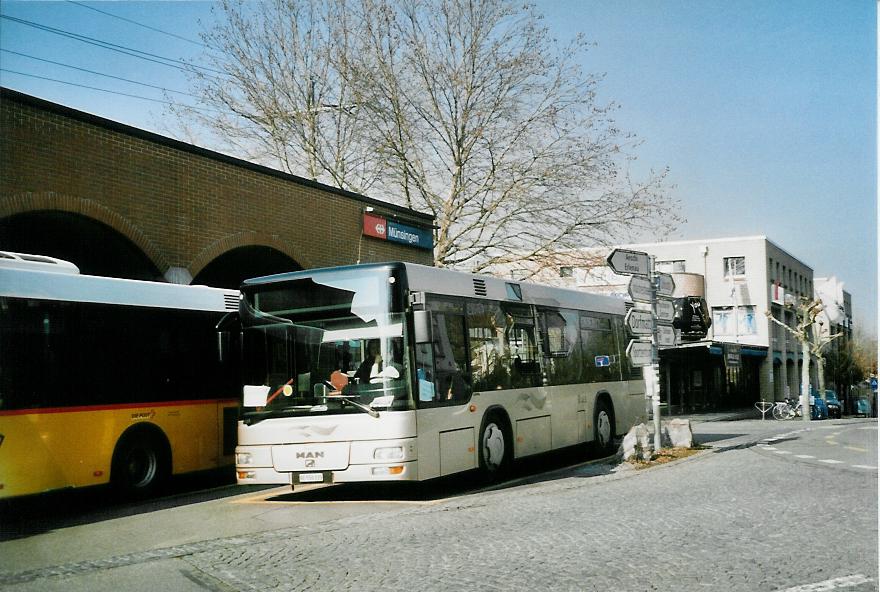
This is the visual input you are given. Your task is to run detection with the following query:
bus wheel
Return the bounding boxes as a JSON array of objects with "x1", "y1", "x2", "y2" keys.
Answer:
[
  {"x1": 594, "y1": 398, "x2": 616, "y2": 456},
  {"x1": 111, "y1": 431, "x2": 169, "y2": 498},
  {"x1": 479, "y1": 414, "x2": 510, "y2": 481}
]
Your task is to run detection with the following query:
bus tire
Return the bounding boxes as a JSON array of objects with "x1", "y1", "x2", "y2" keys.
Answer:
[
  {"x1": 111, "y1": 429, "x2": 170, "y2": 498},
  {"x1": 478, "y1": 412, "x2": 511, "y2": 482},
  {"x1": 593, "y1": 397, "x2": 616, "y2": 456}
]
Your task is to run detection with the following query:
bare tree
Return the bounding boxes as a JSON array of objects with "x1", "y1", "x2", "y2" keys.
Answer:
[
  {"x1": 766, "y1": 297, "x2": 842, "y2": 422},
  {"x1": 182, "y1": 0, "x2": 680, "y2": 270}
]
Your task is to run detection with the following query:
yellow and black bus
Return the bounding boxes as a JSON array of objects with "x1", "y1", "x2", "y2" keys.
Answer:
[{"x1": 0, "y1": 252, "x2": 240, "y2": 499}]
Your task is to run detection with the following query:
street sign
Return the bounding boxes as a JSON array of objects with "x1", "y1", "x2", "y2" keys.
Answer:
[
  {"x1": 655, "y1": 324, "x2": 676, "y2": 347},
  {"x1": 594, "y1": 355, "x2": 611, "y2": 367},
  {"x1": 607, "y1": 248, "x2": 650, "y2": 276},
  {"x1": 626, "y1": 339, "x2": 654, "y2": 367},
  {"x1": 627, "y1": 276, "x2": 654, "y2": 303},
  {"x1": 656, "y1": 273, "x2": 675, "y2": 296},
  {"x1": 654, "y1": 298, "x2": 675, "y2": 323},
  {"x1": 625, "y1": 308, "x2": 654, "y2": 335}
]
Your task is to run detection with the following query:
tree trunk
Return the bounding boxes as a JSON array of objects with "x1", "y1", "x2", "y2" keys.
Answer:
[{"x1": 801, "y1": 342, "x2": 812, "y2": 423}]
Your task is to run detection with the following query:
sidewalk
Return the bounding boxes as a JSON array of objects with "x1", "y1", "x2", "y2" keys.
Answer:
[{"x1": 665, "y1": 407, "x2": 758, "y2": 423}]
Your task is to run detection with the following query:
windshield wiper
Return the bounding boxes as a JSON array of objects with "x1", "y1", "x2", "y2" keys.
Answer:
[{"x1": 322, "y1": 381, "x2": 380, "y2": 418}]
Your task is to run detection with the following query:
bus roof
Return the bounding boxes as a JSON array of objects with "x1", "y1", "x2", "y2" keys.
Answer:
[
  {"x1": 242, "y1": 261, "x2": 624, "y2": 315},
  {"x1": 0, "y1": 255, "x2": 239, "y2": 312},
  {"x1": 401, "y1": 262, "x2": 624, "y2": 314},
  {"x1": 0, "y1": 251, "x2": 80, "y2": 274}
]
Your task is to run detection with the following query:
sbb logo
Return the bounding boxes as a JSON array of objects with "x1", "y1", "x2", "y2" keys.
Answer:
[{"x1": 375, "y1": 223, "x2": 386, "y2": 236}]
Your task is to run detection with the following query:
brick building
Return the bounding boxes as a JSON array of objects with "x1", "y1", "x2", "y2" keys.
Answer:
[{"x1": 0, "y1": 88, "x2": 434, "y2": 286}]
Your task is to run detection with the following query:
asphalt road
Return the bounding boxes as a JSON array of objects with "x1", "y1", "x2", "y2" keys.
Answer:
[{"x1": 0, "y1": 418, "x2": 876, "y2": 592}]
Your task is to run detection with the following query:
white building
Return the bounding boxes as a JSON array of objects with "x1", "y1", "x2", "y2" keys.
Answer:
[{"x1": 513, "y1": 236, "x2": 844, "y2": 411}]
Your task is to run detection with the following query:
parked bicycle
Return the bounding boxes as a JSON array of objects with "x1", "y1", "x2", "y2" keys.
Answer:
[{"x1": 772, "y1": 398, "x2": 803, "y2": 420}]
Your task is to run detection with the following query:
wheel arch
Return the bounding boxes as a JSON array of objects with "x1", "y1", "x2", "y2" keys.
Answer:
[
  {"x1": 594, "y1": 390, "x2": 616, "y2": 430},
  {"x1": 111, "y1": 422, "x2": 173, "y2": 479}
]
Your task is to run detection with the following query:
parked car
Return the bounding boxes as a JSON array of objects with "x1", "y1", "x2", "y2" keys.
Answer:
[
  {"x1": 823, "y1": 390, "x2": 842, "y2": 419},
  {"x1": 853, "y1": 398, "x2": 871, "y2": 417}
]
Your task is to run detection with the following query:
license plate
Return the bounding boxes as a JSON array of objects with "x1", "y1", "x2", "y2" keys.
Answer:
[{"x1": 298, "y1": 473, "x2": 324, "y2": 483}]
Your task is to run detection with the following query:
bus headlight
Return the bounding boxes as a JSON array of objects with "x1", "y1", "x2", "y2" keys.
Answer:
[
  {"x1": 373, "y1": 446, "x2": 404, "y2": 461},
  {"x1": 236, "y1": 452, "x2": 253, "y2": 466}
]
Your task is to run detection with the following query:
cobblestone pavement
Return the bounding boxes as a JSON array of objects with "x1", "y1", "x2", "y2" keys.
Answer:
[{"x1": 2, "y1": 420, "x2": 876, "y2": 592}]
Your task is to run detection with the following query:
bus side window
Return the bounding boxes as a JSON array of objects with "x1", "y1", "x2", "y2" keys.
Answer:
[
  {"x1": 467, "y1": 301, "x2": 510, "y2": 392},
  {"x1": 415, "y1": 305, "x2": 470, "y2": 405}
]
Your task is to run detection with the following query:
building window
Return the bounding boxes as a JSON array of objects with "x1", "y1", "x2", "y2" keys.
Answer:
[
  {"x1": 559, "y1": 266, "x2": 574, "y2": 278},
  {"x1": 712, "y1": 305, "x2": 757, "y2": 336},
  {"x1": 656, "y1": 260, "x2": 686, "y2": 273},
  {"x1": 723, "y1": 257, "x2": 745, "y2": 277}
]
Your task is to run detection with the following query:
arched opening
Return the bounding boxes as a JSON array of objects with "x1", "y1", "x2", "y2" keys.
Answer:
[
  {"x1": 193, "y1": 245, "x2": 301, "y2": 289},
  {"x1": 0, "y1": 211, "x2": 160, "y2": 280}
]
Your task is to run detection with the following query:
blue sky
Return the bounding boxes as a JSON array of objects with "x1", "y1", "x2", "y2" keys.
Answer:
[{"x1": 1, "y1": 1, "x2": 876, "y2": 332}]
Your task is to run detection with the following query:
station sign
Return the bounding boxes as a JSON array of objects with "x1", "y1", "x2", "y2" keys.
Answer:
[
  {"x1": 654, "y1": 298, "x2": 676, "y2": 323},
  {"x1": 625, "y1": 308, "x2": 654, "y2": 335},
  {"x1": 627, "y1": 276, "x2": 654, "y2": 303},
  {"x1": 656, "y1": 273, "x2": 675, "y2": 297},
  {"x1": 607, "y1": 249, "x2": 650, "y2": 276},
  {"x1": 363, "y1": 213, "x2": 434, "y2": 251},
  {"x1": 626, "y1": 340, "x2": 654, "y2": 367},
  {"x1": 655, "y1": 324, "x2": 677, "y2": 347}
]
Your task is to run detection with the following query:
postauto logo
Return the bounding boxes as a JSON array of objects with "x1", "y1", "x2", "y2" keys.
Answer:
[{"x1": 363, "y1": 213, "x2": 433, "y2": 251}]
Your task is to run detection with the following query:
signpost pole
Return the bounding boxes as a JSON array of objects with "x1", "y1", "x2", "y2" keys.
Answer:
[{"x1": 649, "y1": 256, "x2": 662, "y2": 451}]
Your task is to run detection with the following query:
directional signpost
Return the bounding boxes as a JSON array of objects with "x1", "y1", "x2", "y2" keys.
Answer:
[
  {"x1": 625, "y1": 308, "x2": 654, "y2": 336},
  {"x1": 654, "y1": 298, "x2": 676, "y2": 323},
  {"x1": 627, "y1": 276, "x2": 654, "y2": 303},
  {"x1": 607, "y1": 248, "x2": 650, "y2": 276},
  {"x1": 625, "y1": 340, "x2": 654, "y2": 367},
  {"x1": 607, "y1": 247, "x2": 681, "y2": 451},
  {"x1": 656, "y1": 273, "x2": 675, "y2": 297},
  {"x1": 655, "y1": 324, "x2": 676, "y2": 347}
]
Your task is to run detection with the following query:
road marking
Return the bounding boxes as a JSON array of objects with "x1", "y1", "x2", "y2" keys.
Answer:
[
  {"x1": 761, "y1": 446, "x2": 777, "y2": 451},
  {"x1": 774, "y1": 573, "x2": 873, "y2": 591},
  {"x1": 844, "y1": 445, "x2": 867, "y2": 453},
  {"x1": 774, "y1": 450, "x2": 792, "y2": 455},
  {"x1": 824, "y1": 439, "x2": 839, "y2": 445},
  {"x1": 818, "y1": 459, "x2": 844, "y2": 464},
  {"x1": 857, "y1": 426, "x2": 877, "y2": 430},
  {"x1": 851, "y1": 465, "x2": 878, "y2": 470},
  {"x1": 794, "y1": 455, "x2": 815, "y2": 459}
]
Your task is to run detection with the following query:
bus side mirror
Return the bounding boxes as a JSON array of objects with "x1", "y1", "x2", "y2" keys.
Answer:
[{"x1": 414, "y1": 310, "x2": 433, "y2": 344}]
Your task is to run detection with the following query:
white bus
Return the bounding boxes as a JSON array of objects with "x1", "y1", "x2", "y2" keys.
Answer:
[
  {"x1": 233, "y1": 262, "x2": 645, "y2": 486},
  {"x1": 0, "y1": 252, "x2": 240, "y2": 499}
]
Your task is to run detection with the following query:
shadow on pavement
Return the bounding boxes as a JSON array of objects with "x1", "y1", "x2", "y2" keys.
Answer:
[{"x1": 0, "y1": 469, "x2": 273, "y2": 541}]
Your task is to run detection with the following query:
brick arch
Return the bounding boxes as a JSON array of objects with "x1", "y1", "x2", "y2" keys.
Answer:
[
  {"x1": 189, "y1": 231, "x2": 308, "y2": 279},
  {"x1": 0, "y1": 191, "x2": 169, "y2": 272}
]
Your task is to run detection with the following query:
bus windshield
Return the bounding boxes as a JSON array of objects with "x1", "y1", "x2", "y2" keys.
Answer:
[{"x1": 240, "y1": 268, "x2": 412, "y2": 422}]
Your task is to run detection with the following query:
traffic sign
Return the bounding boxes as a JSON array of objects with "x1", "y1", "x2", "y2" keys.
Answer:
[
  {"x1": 607, "y1": 248, "x2": 650, "y2": 276},
  {"x1": 627, "y1": 276, "x2": 654, "y2": 303},
  {"x1": 626, "y1": 340, "x2": 654, "y2": 367},
  {"x1": 654, "y1": 298, "x2": 675, "y2": 323},
  {"x1": 655, "y1": 324, "x2": 676, "y2": 347},
  {"x1": 656, "y1": 273, "x2": 675, "y2": 296},
  {"x1": 625, "y1": 308, "x2": 654, "y2": 335}
]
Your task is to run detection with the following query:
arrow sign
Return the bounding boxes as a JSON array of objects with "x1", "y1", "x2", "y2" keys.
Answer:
[
  {"x1": 626, "y1": 339, "x2": 654, "y2": 367},
  {"x1": 627, "y1": 276, "x2": 654, "y2": 303},
  {"x1": 656, "y1": 273, "x2": 675, "y2": 296},
  {"x1": 625, "y1": 308, "x2": 654, "y2": 335},
  {"x1": 655, "y1": 324, "x2": 677, "y2": 347},
  {"x1": 607, "y1": 248, "x2": 650, "y2": 276},
  {"x1": 654, "y1": 298, "x2": 675, "y2": 323}
]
